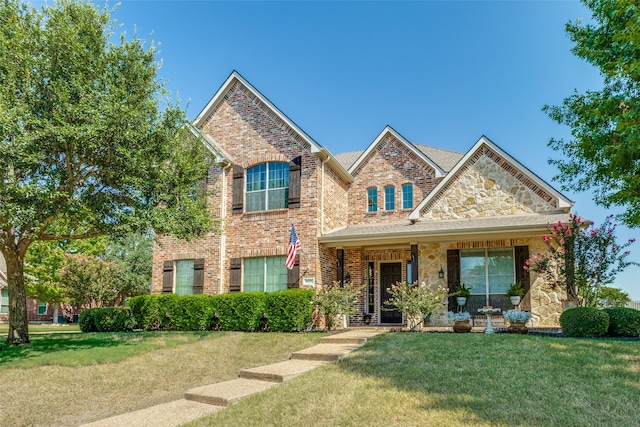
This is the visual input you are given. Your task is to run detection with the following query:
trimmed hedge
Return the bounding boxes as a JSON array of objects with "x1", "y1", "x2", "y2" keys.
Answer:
[
  {"x1": 78, "y1": 308, "x2": 99, "y2": 333},
  {"x1": 93, "y1": 307, "x2": 135, "y2": 332},
  {"x1": 265, "y1": 289, "x2": 314, "y2": 332},
  {"x1": 560, "y1": 306, "x2": 609, "y2": 338},
  {"x1": 603, "y1": 307, "x2": 640, "y2": 337},
  {"x1": 127, "y1": 289, "x2": 315, "y2": 332}
]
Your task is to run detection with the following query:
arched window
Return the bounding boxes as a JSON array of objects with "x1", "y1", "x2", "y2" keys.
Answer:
[{"x1": 246, "y1": 162, "x2": 289, "y2": 211}]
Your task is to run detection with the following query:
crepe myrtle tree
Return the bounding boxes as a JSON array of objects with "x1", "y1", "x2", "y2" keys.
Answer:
[{"x1": 0, "y1": 0, "x2": 215, "y2": 344}]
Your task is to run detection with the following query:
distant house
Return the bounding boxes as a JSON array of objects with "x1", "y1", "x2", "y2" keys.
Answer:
[
  {"x1": 0, "y1": 253, "x2": 55, "y2": 323},
  {"x1": 152, "y1": 71, "x2": 574, "y2": 327}
]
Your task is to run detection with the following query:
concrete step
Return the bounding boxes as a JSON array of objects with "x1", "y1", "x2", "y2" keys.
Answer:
[
  {"x1": 239, "y1": 359, "x2": 328, "y2": 382},
  {"x1": 290, "y1": 343, "x2": 362, "y2": 362},
  {"x1": 184, "y1": 378, "x2": 277, "y2": 407},
  {"x1": 319, "y1": 336, "x2": 367, "y2": 345},
  {"x1": 81, "y1": 399, "x2": 223, "y2": 427}
]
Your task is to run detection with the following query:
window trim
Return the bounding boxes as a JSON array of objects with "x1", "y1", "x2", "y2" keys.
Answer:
[
  {"x1": 242, "y1": 255, "x2": 288, "y2": 293},
  {"x1": 460, "y1": 247, "x2": 515, "y2": 297},
  {"x1": 402, "y1": 183, "x2": 413, "y2": 209},
  {"x1": 174, "y1": 259, "x2": 195, "y2": 296},
  {"x1": 367, "y1": 187, "x2": 378, "y2": 212}
]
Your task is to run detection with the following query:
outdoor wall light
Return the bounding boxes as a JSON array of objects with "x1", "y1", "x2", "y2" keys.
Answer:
[{"x1": 438, "y1": 267, "x2": 445, "y2": 279}]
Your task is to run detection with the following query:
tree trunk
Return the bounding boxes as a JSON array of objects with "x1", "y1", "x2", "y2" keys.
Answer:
[{"x1": 4, "y1": 247, "x2": 30, "y2": 344}]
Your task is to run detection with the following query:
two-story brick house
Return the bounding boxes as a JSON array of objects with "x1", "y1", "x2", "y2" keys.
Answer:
[{"x1": 152, "y1": 71, "x2": 574, "y2": 327}]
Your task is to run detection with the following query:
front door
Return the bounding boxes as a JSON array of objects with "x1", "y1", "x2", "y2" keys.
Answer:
[{"x1": 380, "y1": 263, "x2": 403, "y2": 324}]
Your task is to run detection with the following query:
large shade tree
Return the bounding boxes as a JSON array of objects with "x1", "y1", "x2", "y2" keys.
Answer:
[
  {"x1": 0, "y1": 0, "x2": 213, "y2": 344},
  {"x1": 544, "y1": 0, "x2": 640, "y2": 227}
]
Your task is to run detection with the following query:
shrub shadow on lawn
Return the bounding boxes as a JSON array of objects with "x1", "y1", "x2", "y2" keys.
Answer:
[{"x1": 334, "y1": 332, "x2": 640, "y2": 426}]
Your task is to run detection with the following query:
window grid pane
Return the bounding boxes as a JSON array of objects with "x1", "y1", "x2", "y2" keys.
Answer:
[
  {"x1": 175, "y1": 260, "x2": 194, "y2": 296},
  {"x1": 265, "y1": 256, "x2": 288, "y2": 292},
  {"x1": 460, "y1": 248, "x2": 515, "y2": 295},
  {"x1": 367, "y1": 188, "x2": 377, "y2": 212},
  {"x1": 38, "y1": 302, "x2": 47, "y2": 315},
  {"x1": 1, "y1": 289, "x2": 8, "y2": 314},
  {"x1": 385, "y1": 186, "x2": 395, "y2": 211},
  {"x1": 244, "y1": 257, "x2": 264, "y2": 292},
  {"x1": 244, "y1": 256, "x2": 287, "y2": 292},
  {"x1": 460, "y1": 249, "x2": 486, "y2": 295},
  {"x1": 246, "y1": 163, "x2": 289, "y2": 212},
  {"x1": 487, "y1": 248, "x2": 514, "y2": 294},
  {"x1": 402, "y1": 184, "x2": 413, "y2": 209}
]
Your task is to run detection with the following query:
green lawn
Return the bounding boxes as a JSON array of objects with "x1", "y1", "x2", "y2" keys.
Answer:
[
  {"x1": 1, "y1": 331, "x2": 638, "y2": 427},
  {"x1": 187, "y1": 333, "x2": 640, "y2": 427},
  {"x1": 0, "y1": 323, "x2": 80, "y2": 335},
  {"x1": 0, "y1": 331, "x2": 325, "y2": 426}
]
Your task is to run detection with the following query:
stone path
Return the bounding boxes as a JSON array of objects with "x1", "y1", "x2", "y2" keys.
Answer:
[{"x1": 81, "y1": 329, "x2": 386, "y2": 427}]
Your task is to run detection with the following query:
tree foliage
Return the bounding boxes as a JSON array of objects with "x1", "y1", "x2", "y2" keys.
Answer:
[
  {"x1": 383, "y1": 282, "x2": 448, "y2": 331},
  {"x1": 544, "y1": 0, "x2": 640, "y2": 227},
  {"x1": 0, "y1": 0, "x2": 214, "y2": 344},
  {"x1": 596, "y1": 285, "x2": 631, "y2": 307}
]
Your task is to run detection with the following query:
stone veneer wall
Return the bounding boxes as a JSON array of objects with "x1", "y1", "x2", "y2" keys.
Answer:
[{"x1": 423, "y1": 153, "x2": 558, "y2": 220}]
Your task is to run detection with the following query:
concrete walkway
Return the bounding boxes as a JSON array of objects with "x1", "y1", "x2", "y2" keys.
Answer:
[{"x1": 81, "y1": 329, "x2": 386, "y2": 427}]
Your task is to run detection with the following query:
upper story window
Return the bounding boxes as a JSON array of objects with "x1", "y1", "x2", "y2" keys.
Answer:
[
  {"x1": 367, "y1": 187, "x2": 378, "y2": 212},
  {"x1": 402, "y1": 183, "x2": 413, "y2": 209},
  {"x1": 385, "y1": 186, "x2": 395, "y2": 211},
  {"x1": 246, "y1": 162, "x2": 290, "y2": 212}
]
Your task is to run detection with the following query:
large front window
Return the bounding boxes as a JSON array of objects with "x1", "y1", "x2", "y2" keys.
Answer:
[
  {"x1": 244, "y1": 256, "x2": 288, "y2": 292},
  {"x1": 175, "y1": 259, "x2": 194, "y2": 296},
  {"x1": 246, "y1": 162, "x2": 289, "y2": 211},
  {"x1": 1, "y1": 289, "x2": 8, "y2": 314},
  {"x1": 460, "y1": 248, "x2": 514, "y2": 296}
]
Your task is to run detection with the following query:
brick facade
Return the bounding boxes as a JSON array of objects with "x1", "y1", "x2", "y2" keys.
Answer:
[{"x1": 152, "y1": 72, "x2": 574, "y2": 329}]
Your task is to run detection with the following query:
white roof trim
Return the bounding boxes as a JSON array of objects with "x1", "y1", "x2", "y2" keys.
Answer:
[
  {"x1": 409, "y1": 135, "x2": 574, "y2": 220},
  {"x1": 348, "y1": 126, "x2": 445, "y2": 177}
]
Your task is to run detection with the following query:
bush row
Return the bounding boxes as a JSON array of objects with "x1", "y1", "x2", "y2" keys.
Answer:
[
  {"x1": 79, "y1": 289, "x2": 315, "y2": 333},
  {"x1": 559, "y1": 306, "x2": 640, "y2": 338}
]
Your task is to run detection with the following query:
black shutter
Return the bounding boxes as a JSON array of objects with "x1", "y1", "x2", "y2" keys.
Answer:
[
  {"x1": 447, "y1": 250, "x2": 460, "y2": 311},
  {"x1": 162, "y1": 261, "x2": 174, "y2": 293},
  {"x1": 336, "y1": 249, "x2": 344, "y2": 285},
  {"x1": 288, "y1": 156, "x2": 301, "y2": 208},
  {"x1": 232, "y1": 165, "x2": 244, "y2": 214},
  {"x1": 287, "y1": 254, "x2": 300, "y2": 288},
  {"x1": 229, "y1": 258, "x2": 241, "y2": 292},
  {"x1": 193, "y1": 258, "x2": 204, "y2": 294},
  {"x1": 411, "y1": 244, "x2": 419, "y2": 284},
  {"x1": 514, "y1": 246, "x2": 530, "y2": 294}
]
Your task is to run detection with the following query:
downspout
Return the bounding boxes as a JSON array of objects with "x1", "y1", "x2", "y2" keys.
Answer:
[{"x1": 219, "y1": 162, "x2": 231, "y2": 295}]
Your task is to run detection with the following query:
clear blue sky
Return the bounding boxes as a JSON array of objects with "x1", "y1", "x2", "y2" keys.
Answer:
[{"x1": 48, "y1": 1, "x2": 640, "y2": 299}]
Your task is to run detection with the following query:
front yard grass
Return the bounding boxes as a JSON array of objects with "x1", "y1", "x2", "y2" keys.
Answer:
[
  {"x1": 187, "y1": 333, "x2": 640, "y2": 427},
  {"x1": 0, "y1": 331, "x2": 325, "y2": 426}
]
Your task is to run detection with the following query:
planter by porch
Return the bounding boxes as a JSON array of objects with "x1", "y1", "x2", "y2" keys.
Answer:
[
  {"x1": 509, "y1": 296, "x2": 521, "y2": 306},
  {"x1": 456, "y1": 297, "x2": 467, "y2": 307},
  {"x1": 507, "y1": 322, "x2": 529, "y2": 334},
  {"x1": 452, "y1": 320, "x2": 472, "y2": 333}
]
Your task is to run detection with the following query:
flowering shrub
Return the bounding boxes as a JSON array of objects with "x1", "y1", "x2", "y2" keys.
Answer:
[
  {"x1": 524, "y1": 214, "x2": 637, "y2": 305},
  {"x1": 314, "y1": 281, "x2": 364, "y2": 331},
  {"x1": 383, "y1": 282, "x2": 448, "y2": 330},
  {"x1": 503, "y1": 309, "x2": 532, "y2": 324},
  {"x1": 447, "y1": 311, "x2": 471, "y2": 321}
]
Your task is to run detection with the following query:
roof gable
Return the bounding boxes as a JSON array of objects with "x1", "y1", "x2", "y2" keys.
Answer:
[
  {"x1": 409, "y1": 136, "x2": 573, "y2": 220},
  {"x1": 347, "y1": 126, "x2": 446, "y2": 177},
  {"x1": 193, "y1": 71, "x2": 353, "y2": 183}
]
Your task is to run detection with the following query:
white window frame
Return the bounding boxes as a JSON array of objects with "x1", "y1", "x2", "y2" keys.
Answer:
[{"x1": 245, "y1": 162, "x2": 290, "y2": 212}]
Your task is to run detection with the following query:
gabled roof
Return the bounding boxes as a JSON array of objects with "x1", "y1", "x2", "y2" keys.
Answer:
[
  {"x1": 409, "y1": 136, "x2": 574, "y2": 220},
  {"x1": 347, "y1": 126, "x2": 447, "y2": 177},
  {"x1": 193, "y1": 71, "x2": 353, "y2": 183}
]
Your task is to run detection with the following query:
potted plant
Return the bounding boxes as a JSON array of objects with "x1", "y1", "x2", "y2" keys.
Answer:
[
  {"x1": 505, "y1": 282, "x2": 525, "y2": 306},
  {"x1": 363, "y1": 313, "x2": 372, "y2": 325},
  {"x1": 452, "y1": 283, "x2": 471, "y2": 307},
  {"x1": 503, "y1": 309, "x2": 532, "y2": 334},
  {"x1": 447, "y1": 311, "x2": 472, "y2": 333}
]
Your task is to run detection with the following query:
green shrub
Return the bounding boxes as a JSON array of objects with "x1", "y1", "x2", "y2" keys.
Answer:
[
  {"x1": 560, "y1": 306, "x2": 609, "y2": 338},
  {"x1": 210, "y1": 292, "x2": 267, "y2": 332},
  {"x1": 93, "y1": 307, "x2": 135, "y2": 332},
  {"x1": 265, "y1": 289, "x2": 314, "y2": 332},
  {"x1": 78, "y1": 308, "x2": 99, "y2": 332},
  {"x1": 166, "y1": 295, "x2": 215, "y2": 331},
  {"x1": 603, "y1": 307, "x2": 640, "y2": 337},
  {"x1": 128, "y1": 294, "x2": 178, "y2": 331}
]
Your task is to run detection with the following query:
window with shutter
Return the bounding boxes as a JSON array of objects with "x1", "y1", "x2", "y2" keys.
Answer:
[
  {"x1": 447, "y1": 250, "x2": 460, "y2": 311},
  {"x1": 410, "y1": 244, "x2": 418, "y2": 284},
  {"x1": 287, "y1": 255, "x2": 300, "y2": 288},
  {"x1": 232, "y1": 165, "x2": 244, "y2": 214},
  {"x1": 229, "y1": 258, "x2": 242, "y2": 292},
  {"x1": 193, "y1": 258, "x2": 204, "y2": 294}
]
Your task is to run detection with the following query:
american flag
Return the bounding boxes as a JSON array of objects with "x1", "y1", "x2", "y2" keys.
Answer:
[{"x1": 286, "y1": 224, "x2": 301, "y2": 270}]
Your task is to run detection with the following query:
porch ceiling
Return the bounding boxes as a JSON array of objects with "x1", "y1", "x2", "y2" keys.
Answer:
[{"x1": 318, "y1": 211, "x2": 571, "y2": 248}]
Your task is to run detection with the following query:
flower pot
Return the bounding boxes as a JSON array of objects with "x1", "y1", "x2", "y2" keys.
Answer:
[
  {"x1": 507, "y1": 322, "x2": 529, "y2": 334},
  {"x1": 509, "y1": 296, "x2": 521, "y2": 306},
  {"x1": 453, "y1": 320, "x2": 472, "y2": 333},
  {"x1": 456, "y1": 297, "x2": 467, "y2": 307}
]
